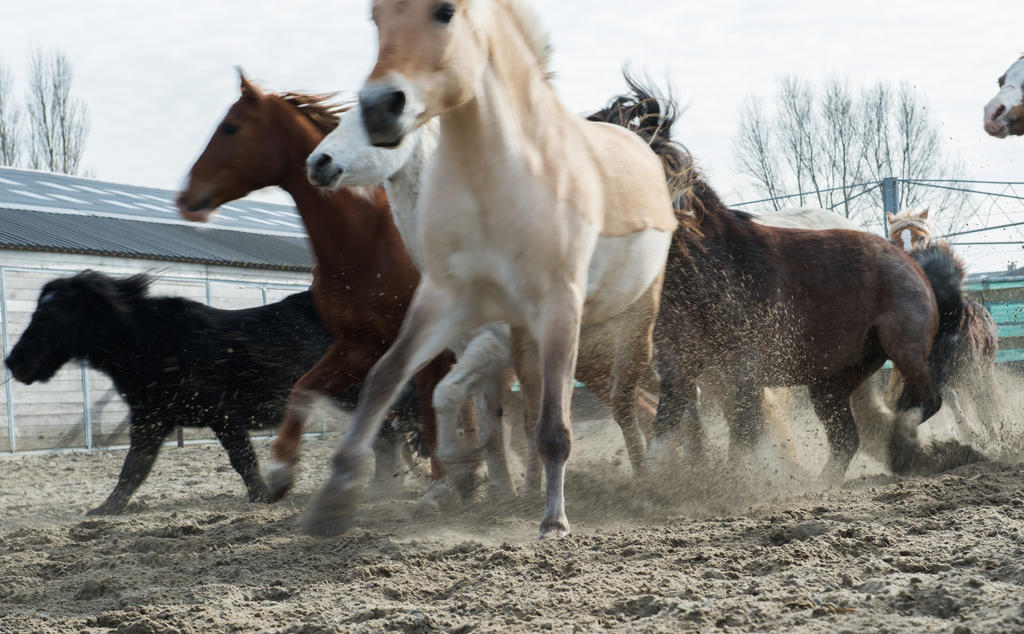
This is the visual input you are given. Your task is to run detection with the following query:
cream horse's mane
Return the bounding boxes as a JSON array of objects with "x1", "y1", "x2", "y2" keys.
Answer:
[{"x1": 477, "y1": 0, "x2": 554, "y2": 76}]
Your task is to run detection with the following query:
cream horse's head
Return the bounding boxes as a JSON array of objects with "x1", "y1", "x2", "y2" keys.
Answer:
[
  {"x1": 887, "y1": 207, "x2": 933, "y2": 252},
  {"x1": 984, "y1": 55, "x2": 1024, "y2": 138},
  {"x1": 358, "y1": 0, "x2": 545, "y2": 147},
  {"x1": 307, "y1": 103, "x2": 423, "y2": 189}
]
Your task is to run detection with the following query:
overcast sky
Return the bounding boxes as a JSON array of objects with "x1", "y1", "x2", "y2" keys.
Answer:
[{"x1": 3, "y1": 1, "x2": 1023, "y2": 270}]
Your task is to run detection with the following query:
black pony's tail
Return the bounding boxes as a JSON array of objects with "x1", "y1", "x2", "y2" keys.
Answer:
[{"x1": 910, "y1": 242, "x2": 967, "y2": 395}]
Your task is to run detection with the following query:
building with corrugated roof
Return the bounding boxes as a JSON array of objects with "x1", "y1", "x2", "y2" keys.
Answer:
[{"x1": 0, "y1": 167, "x2": 316, "y2": 452}]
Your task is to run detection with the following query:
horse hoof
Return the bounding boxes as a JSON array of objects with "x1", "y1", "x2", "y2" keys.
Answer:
[
  {"x1": 264, "y1": 461, "x2": 295, "y2": 503},
  {"x1": 300, "y1": 477, "x2": 362, "y2": 537},
  {"x1": 538, "y1": 516, "x2": 571, "y2": 540},
  {"x1": 414, "y1": 481, "x2": 458, "y2": 517},
  {"x1": 86, "y1": 504, "x2": 122, "y2": 517}
]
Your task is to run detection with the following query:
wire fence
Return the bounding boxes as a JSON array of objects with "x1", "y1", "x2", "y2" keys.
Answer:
[{"x1": 733, "y1": 177, "x2": 1024, "y2": 273}]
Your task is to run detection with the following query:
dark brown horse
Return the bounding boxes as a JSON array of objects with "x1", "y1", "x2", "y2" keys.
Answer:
[
  {"x1": 177, "y1": 72, "x2": 457, "y2": 499},
  {"x1": 590, "y1": 79, "x2": 983, "y2": 480}
]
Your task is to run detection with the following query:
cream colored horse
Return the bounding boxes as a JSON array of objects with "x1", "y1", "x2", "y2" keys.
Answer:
[
  {"x1": 307, "y1": 107, "x2": 516, "y2": 497},
  {"x1": 302, "y1": 0, "x2": 677, "y2": 539}
]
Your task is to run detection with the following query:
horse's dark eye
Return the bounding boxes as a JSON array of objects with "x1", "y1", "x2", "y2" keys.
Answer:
[
  {"x1": 221, "y1": 123, "x2": 240, "y2": 136},
  {"x1": 433, "y1": 2, "x2": 455, "y2": 24}
]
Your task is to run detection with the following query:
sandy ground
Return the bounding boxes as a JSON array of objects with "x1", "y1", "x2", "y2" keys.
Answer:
[{"x1": 2, "y1": 372, "x2": 1023, "y2": 633}]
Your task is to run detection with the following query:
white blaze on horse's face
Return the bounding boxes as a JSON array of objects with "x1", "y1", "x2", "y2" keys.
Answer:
[
  {"x1": 984, "y1": 56, "x2": 1024, "y2": 138},
  {"x1": 307, "y1": 105, "x2": 419, "y2": 189},
  {"x1": 900, "y1": 229, "x2": 913, "y2": 252},
  {"x1": 360, "y1": 0, "x2": 486, "y2": 147}
]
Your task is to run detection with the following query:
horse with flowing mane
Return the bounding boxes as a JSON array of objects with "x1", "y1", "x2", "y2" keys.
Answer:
[
  {"x1": 302, "y1": 0, "x2": 677, "y2": 539},
  {"x1": 886, "y1": 208, "x2": 1002, "y2": 444},
  {"x1": 176, "y1": 71, "x2": 462, "y2": 499},
  {"x1": 984, "y1": 55, "x2": 1024, "y2": 138},
  {"x1": 590, "y1": 79, "x2": 985, "y2": 481}
]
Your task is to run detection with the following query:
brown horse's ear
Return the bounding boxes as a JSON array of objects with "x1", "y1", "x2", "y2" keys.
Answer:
[
  {"x1": 886, "y1": 212, "x2": 898, "y2": 223},
  {"x1": 237, "y1": 66, "x2": 262, "y2": 102},
  {"x1": 918, "y1": 208, "x2": 929, "y2": 220}
]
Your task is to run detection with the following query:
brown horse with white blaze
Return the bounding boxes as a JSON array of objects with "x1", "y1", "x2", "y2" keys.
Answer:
[
  {"x1": 177, "y1": 71, "x2": 459, "y2": 497},
  {"x1": 984, "y1": 55, "x2": 1024, "y2": 138}
]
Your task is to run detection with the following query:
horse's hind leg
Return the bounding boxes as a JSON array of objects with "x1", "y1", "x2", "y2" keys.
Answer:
[
  {"x1": 213, "y1": 422, "x2": 269, "y2": 503},
  {"x1": 511, "y1": 329, "x2": 543, "y2": 493},
  {"x1": 808, "y1": 382, "x2": 859, "y2": 485},
  {"x1": 88, "y1": 419, "x2": 169, "y2": 515},
  {"x1": 648, "y1": 347, "x2": 702, "y2": 471},
  {"x1": 432, "y1": 327, "x2": 513, "y2": 498},
  {"x1": 302, "y1": 279, "x2": 480, "y2": 536}
]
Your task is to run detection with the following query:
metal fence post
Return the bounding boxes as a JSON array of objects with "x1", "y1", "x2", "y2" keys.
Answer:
[
  {"x1": 881, "y1": 177, "x2": 900, "y2": 237},
  {"x1": 0, "y1": 267, "x2": 15, "y2": 453},
  {"x1": 81, "y1": 359, "x2": 92, "y2": 449}
]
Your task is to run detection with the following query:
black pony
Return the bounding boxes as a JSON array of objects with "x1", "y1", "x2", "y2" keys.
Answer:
[
  {"x1": 590, "y1": 77, "x2": 984, "y2": 480},
  {"x1": 5, "y1": 271, "x2": 418, "y2": 515}
]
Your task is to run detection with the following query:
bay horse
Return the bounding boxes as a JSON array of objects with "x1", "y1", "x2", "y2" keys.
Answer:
[
  {"x1": 887, "y1": 208, "x2": 1002, "y2": 443},
  {"x1": 177, "y1": 71, "x2": 462, "y2": 500},
  {"x1": 984, "y1": 55, "x2": 1024, "y2": 138},
  {"x1": 303, "y1": 0, "x2": 676, "y2": 539},
  {"x1": 591, "y1": 81, "x2": 980, "y2": 483}
]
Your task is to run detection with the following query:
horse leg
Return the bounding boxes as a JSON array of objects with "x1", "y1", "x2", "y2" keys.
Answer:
[
  {"x1": 534, "y1": 293, "x2": 584, "y2": 540},
  {"x1": 370, "y1": 418, "x2": 403, "y2": 493},
  {"x1": 511, "y1": 327, "x2": 543, "y2": 493},
  {"x1": 432, "y1": 328, "x2": 512, "y2": 498},
  {"x1": 882, "y1": 325, "x2": 944, "y2": 474},
  {"x1": 648, "y1": 349, "x2": 702, "y2": 471},
  {"x1": 302, "y1": 279, "x2": 479, "y2": 536},
  {"x1": 848, "y1": 372, "x2": 897, "y2": 466},
  {"x1": 808, "y1": 382, "x2": 859, "y2": 486},
  {"x1": 213, "y1": 421, "x2": 269, "y2": 503},
  {"x1": 265, "y1": 339, "x2": 362, "y2": 502},
  {"x1": 413, "y1": 351, "x2": 461, "y2": 483},
  {"x1": 727, "y1": 380, "x2": 767, "y2": 460},
  {"x1": 87, "y1": 418, "x2": 170, "y2": 515}
]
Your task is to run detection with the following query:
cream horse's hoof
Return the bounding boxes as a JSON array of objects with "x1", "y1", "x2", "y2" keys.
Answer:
[{"x1": 538, "y1": 516, "x2": 571, "y2": 540}]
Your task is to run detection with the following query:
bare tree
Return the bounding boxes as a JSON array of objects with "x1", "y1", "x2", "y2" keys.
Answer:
[
  {"x1": 0, "y1": 60, "x2": 20, "y2": 167},
  {"x1": 25, "y1": 50, "x2": 89, "y2": 175},
  {"x1": 733, "y1": 77, "x2": 966, "y2": 232}
]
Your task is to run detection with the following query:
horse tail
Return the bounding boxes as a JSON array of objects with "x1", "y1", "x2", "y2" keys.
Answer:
[{"x1": 910, "y1": 242, "x2": 967, "y2": 394}]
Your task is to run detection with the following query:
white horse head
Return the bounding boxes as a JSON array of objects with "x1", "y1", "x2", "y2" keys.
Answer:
[
  {"x1": 984, "y1": 55, "x2": 1024, "y2": 138},
  {"x1": 307, "y1": 102, "x2": 438, "y2": 269},
  {"x1": 307, "y1": 103, "x2": 424, "y2": 190}
]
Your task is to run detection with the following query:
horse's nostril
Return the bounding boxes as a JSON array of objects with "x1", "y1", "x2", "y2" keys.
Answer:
[
  {"x1": 386, "y1": 91, "x2": 406, "y2": 118},
  {"x1": 993, "y1": 104, "x2": 1007, "y2": 120},
  {"x1": 314, "y1": 153, "x2": 333, "y2": 172}
]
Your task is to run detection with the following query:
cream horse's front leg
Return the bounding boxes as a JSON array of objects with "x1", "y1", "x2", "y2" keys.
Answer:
[
  {"x1": 302, "y1": 279, "x2": 479, "y2": 536},
  {"x1": 533, "y1": 287, "x2": 585, "y2": 540}
]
